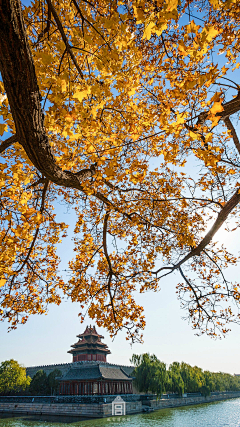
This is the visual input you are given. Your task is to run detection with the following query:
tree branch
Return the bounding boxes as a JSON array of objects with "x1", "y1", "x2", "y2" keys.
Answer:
[
  {"x1": 36, "y1": 2, "x2": 51, "y2": 44},
  {"x1": 0, "y1": 134, "x2": 18, "y2": 154},
  {"x1": 220, "y1": 92, "x2": 240, "y2": 119},
  {"x1": 178, "y1": 188, "x2": 240, "y2": 263},
  {"x1": 224, "y1": 116, "x2": 240, "y2": 155},
  {"x1": 46, "y1": 0, "x2": 84, "y2": 79},
  {"x1": 72, "y1": 0, "x2": 111, "y2": 49},
  {"x1": 193, "y1": 92, "x2": 240, "y2": 126},
  {"x1": 103, "y1": 212, "x2": 113, "y2": 274},
  {"x1": 16, "y1": 180, "x2": 49, "y2": 275},
  {"x1": 154, "y1": 188, "x2": 240, "y2": 276},
  {"x1": 103, "y1": 212, "x2": 117, "y2": 322}
]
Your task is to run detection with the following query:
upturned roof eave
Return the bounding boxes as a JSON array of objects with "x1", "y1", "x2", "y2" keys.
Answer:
[{"x1": 67, "y1": 348, "x2": 111, "y2": 354}]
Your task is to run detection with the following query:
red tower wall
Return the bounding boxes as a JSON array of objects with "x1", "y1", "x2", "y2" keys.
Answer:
[{"x1": 73, "y1": 354, "x2": 106, "y2": 362}]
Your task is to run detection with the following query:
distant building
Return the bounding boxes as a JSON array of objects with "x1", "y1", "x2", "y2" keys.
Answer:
[
  {"x1": 26, "y1": 325, "x2": 134, "y2": 396},
  {"x1": 59, "y1": 362, "x2": 133, "y2": 395},
  {"x1": 68, "y1": 325, "x2": 111, "y2": 362}
]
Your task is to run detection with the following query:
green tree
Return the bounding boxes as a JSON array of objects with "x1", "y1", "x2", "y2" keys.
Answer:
[
  {"x1": 150, "y1": 357, "x2": 167, "y2": 398},
  {"x1": 131, "y1": 353, "x2": 167, "y2": 397},
  {"x1": 213, "y1": 372, "x2": 226, "y2": 392},
  {"x1": 131, "y1": 354, "x2": 240, "y2": 396},
  {"x1": 0, "y1": 359, "x2": 31, "y2": 395},
  {"x1": 47, "y1": 369, "x2": 62, "y2": 395},
  {"x1": 29, "y1": 370, "x2": 49, "y2": 395},
  {"x1": 164, "y1": 371, "x2": 173, "y2": 394},
  {"x1": 201, "y1": 371, "x2": 214, "y2": 396},
  {"x1": 179, "y1": 363, "x2": 192, "y2": 393},
  {"x1": 168, "y1": 362, "x2": 184, "y2": 396},
  {"x1": 189, "y1": 366, "x2": 204, "y2": 393},
  {"x1": 228, "y1": 375, "x2": 240, "y2": 391}
]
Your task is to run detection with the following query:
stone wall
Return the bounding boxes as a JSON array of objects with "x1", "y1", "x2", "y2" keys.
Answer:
[
  {"x1": 0, "y1": 401, "x2": 104, "y2": 418},
  {"x1": 142, "y1": 391, "x2": 240, "y2": 410},
  {"x1": 0, "y1": 401, "x2": 142, "y2": 418},
  {"x1": 1, "y1": 392, "x2": 240, "y2": 419}
]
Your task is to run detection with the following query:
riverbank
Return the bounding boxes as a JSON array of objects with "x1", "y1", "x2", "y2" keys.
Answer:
[
  {"x1": 1, "y1": 392, "x2": 240, "y2": 418},
  {"x1": 143, "y1": 391, "x2": 240, "y2": 411},
  {"x1": 1, "y1": 397, "x2": 240, "y2": 427}
]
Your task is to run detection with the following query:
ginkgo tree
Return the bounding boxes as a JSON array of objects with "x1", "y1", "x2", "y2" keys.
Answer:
[{"x1": 0, "y1": 0, "x2": 240, "y2": 342}]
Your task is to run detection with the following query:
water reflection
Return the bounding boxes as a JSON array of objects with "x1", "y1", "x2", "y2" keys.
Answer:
[{"x1": 1, "y1": 398, "x2": 240, "y2": 427}]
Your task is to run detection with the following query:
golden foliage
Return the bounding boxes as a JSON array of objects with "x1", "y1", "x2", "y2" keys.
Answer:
[{"x1": 0, "y1": 0, "x2": 240, "y2": 341}]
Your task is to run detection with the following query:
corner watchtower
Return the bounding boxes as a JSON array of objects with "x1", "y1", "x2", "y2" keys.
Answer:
[{"x1": 68, "y1": 325, "x2": 111, "y2": 362}]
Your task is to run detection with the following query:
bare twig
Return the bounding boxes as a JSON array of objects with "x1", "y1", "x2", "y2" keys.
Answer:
[
  {"x1": 15, "y1": 180, "x2": 49, "y2": 275},
  {"x1": 72, "y1": 0, "x2": 111, "y2": 49},
  {"x1": 46, "y1": 0, "x2": 84, "y2": 79},
  {"x1": 36, "y1": 2, "x2": 51, "y2": 44}
]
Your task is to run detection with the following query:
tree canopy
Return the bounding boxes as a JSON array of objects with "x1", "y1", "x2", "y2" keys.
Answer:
[
  {"x1": 131, "y1": 353, "x2": 167, "y2": 396},
  {"x1": 0, "y1": 359, "x2": 31, "y2": 395},
  {"x1": 0, "y1": 0, "x2": 240, "y2": 341},
  {"x1": 29, "y1": 368, "x2": 62, "y2": 395},
  {"x1": 29, "y1": 370, "x2": 48, "y2": 396},
  {"x1": 131, "y1": 353, "x2": 240, "y2": 396}
]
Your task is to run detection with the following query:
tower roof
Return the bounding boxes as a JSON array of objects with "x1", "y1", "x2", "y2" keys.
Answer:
[
  {"x1": 77, "y1": 325, "x2": 104, "y2": 339},
  {"x1": 68, "y1": 325, "x2": 111, "y2": 356},
  {"x1": 59, "y1": 364, "x2": 132, "y2": 381}
]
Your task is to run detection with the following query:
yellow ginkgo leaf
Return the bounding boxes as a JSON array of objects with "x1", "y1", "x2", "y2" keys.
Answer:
[
  {"x1": 210, "y1": 101, "x2": 224, "y2": 115},
  {"x1": 131, "y1": 134, "x2": 140, "y2": 141},
  {"x1": 166, "y1": 0, "x2": 178, "y2": 11},
  {"x1": 128, "y1": 87, "x2": 136, "y2": 96},
  {"x1": 0, "y1": 123, "x2": 7, "y2": 136},
  {"x1": 0, "y1": 94, "x2": 6, "y2": 104},
  {"x1": 206, "y1": 26, "x2": 219, "y2": 42},
  {"x1": 186, "y1": 20, "x2": 199, "y2": 34},
  {"x1": 143, "y1": 22, "x2": 155, "y2": 40},
  {"x1": 210, "y1": 91, "x2": 222, "y2": 103},
  {"x1": 73, "y1": 87, "x2": 91, "y2": 102},
  {"x1": 155, "y1": 24, "x2": 168, "y2": 37},
  {"x1": 61, "y1": 80, "x2": 67, "y2": 92},
  {"x1": 209, "y1": 0, "x2": 220, "y2": 9},
  {"x1": 189, "y1": 131, "x2": 199, "y2": 140}
]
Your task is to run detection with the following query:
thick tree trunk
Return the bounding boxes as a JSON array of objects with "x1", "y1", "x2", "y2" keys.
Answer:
[{"x1": 0, "y1": 0, "x2": 91, "y2": 187}]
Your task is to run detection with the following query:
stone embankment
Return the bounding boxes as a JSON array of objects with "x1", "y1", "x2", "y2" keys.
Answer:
[
  {"x1": 0, "y1": 400, "x2": 141, "y2": 418},
  {"x1": 0, "y1": 392, "x2": 240, "y2": 418},
  {"x1": 142, "y1": 391, "x2": 240, "y2": 411}
]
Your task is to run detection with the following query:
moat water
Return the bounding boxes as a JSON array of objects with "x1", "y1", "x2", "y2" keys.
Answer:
[{"x1": 1, "y1": 398, "x2": 240, "y2": 427}]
